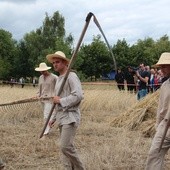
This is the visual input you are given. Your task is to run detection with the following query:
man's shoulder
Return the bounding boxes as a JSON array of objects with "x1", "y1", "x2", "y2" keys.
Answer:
[
  {"x1": 50, "y1": 73, "x2": 58, "y2": 79},
  {"x1": 69, "y1": 71, "x2": 77, "y2": 77},
  {"x1": 68, "y1": 72, "x2": 80, "y2": 81},
  {"x1": 39, "y1": 75, "x2": 43, "y2": 79},
  {"x1": 161, "y1": 78, "x2": 170, "y2": 87}
]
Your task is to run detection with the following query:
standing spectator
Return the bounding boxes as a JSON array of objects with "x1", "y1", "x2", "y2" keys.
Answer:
[
  {"x1": 136, "y1": 63, "x2": 150, "y2": 100},
  {"x1": 145, "y1": 52, "x2": 170, "y2": 170},
  {"x1": 149, "y1": 68, "x2": 155, "y2": 93},
  {"x1": 32, "y1": 77, "x2": 37, "y2": 87},
  {"x1": 10, "y1": 77, "x2": 15, "y2": 88},
  {"x1": 125, "y1": 66, "x2": 136, "y2": 93},
  {"x1": 46, "y1": 51, "x2": 85, "y2": 170},
  {"x1": 145, "y1": 65, "x2": 151, "y2": 93},
  {"x1": 35, "y1": 62, "x2": 58, "y2": 139},
  {"x1": 154, "y1": 69, "x2": 164, "y2": 91},
  {"x1": 115, "y1": 68, "x2": 125, "y2": 91},
  {"x1": 19, "y1": 77, "x2": 25, "y2": 88}
]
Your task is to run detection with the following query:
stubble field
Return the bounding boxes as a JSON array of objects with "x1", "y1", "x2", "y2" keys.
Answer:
[{"x1": 0, "y1": 83, "x2": 169, "y2": 170}]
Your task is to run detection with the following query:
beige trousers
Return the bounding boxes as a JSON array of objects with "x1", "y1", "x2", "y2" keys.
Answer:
[
  {"x1": 41, "y1": 102, "x2": 55, "y2": 135},
  {"x1": 145, "y1": 120, "x2": 170, "y2": 170},
  {"x1": 59, "y1": 123, "x2": 85, "y2": 170}
]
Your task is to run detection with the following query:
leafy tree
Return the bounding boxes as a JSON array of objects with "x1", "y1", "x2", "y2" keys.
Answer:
[
  {"x1": 20, "y1": 11, "x2": 73, "y2": 76},
  {"x1": 13, "y1": 40, "x2": 32, "y2": 78},
  {"x1": 0, "y1": 29, "x2": 18, "y2": 79},
  {"x1": 154, "y1": 35, "x2": 170, "y2": 63},
  {"x1": 79, "y1": 35, "x2": 113, "y2": 80},
  {"x1": 112, "y1": 39, "x2": 130, "y2": 69}
]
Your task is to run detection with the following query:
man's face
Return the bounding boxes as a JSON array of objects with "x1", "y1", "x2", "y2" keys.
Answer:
[
  {"x1": 139, "y1": 63, "x2": 145, "y2": 71},
  {"x1": 52, "y1": 58, "x2": 66, "y2": 72},
  {"x1": 160, "y1": 65, "x2": 170, "y2": 77},
  {"x1": 40, "y1": 70, "x2": 48, "y2": 76}
]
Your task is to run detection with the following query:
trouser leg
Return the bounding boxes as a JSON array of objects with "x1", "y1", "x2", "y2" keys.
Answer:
[
  {"x1": 59, "y1": 124, "x2": 85, "y2": 170},
  {"x1": 145, "y1": 120, "x2": 170, "y2": 170},
  {"x1": 42, "y1": 102, "x2": 55, "y2": 135}
]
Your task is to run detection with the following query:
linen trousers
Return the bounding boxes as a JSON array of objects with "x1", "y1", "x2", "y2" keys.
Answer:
[
  {"x1": 59, "y1": 123, "x2": 85, "y2": 170},
  {"x1": 41, "y1": 102, "x2": 55, "y2": 135},
  {"x1": 145, "y1": 120, "x2": 170, "y2": 170}
]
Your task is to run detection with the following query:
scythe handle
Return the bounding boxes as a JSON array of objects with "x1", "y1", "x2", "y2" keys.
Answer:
[{"x1": 158, "y1": 118, "x2": 170, "y2": 152}]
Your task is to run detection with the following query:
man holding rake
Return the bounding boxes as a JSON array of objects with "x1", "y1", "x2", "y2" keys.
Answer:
[{"x1": 35, "y1": 62, "x2": 58, "y2": 139}]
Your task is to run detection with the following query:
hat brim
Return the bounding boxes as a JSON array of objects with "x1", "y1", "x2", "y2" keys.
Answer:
[
  {"x1": 46, "y1": 54, "x2": 70, "y2": 63},
  {"x1": 152, "y1": 62, "x2": 170, "y2": 68},
  {"x1": 35, "y1": 67, "x2": 51, "y2": 72}
]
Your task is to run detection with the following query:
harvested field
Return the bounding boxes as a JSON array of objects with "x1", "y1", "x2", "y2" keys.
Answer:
[{"x1": 0, "y1": 84, "x2": 170, "y2": 170}]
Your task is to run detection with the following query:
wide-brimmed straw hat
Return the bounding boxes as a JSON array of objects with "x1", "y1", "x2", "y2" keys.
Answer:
[
  {"x1": 35, "y1": 62, "x2": 51, "y2": 71},
  {"x1": 46, "y1": 51, "x2": 69, "y2": 63},
  {"x1": 155, "y1": 52, "x2": 170, "y2": 66}
]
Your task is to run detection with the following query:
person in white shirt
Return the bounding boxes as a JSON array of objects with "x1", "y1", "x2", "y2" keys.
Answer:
[
  {"x1": 46, "y1": 51, "x2": 85, "y2": 170},
  {"x1": 35, "y1": 62, "x2": 58, "y2": 138}
]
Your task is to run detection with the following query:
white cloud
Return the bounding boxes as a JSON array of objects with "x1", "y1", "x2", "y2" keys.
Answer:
[{"x1": 0, "y1": 0, "x2": 170, "y2": 46}]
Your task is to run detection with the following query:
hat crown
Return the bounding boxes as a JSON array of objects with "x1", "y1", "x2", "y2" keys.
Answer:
[
  {"x1": 46, "y1": 51, "x2": 69, "y2": 63},
  {"x1": 156, "y1": 52, "x2": 170, "y2": 65},
  {"x1": 39, "y1": 62, "x2": 48, "y2": 69},
  {"x1": 54, "y1": 51, "x2": 66, "y2": 58}
]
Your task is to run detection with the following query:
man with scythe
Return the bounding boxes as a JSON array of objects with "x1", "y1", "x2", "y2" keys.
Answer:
[
  {"x1": 46, "y1": 51, "x2": 85, "y2": 170},
  {"x1": 145, "y1": 52, "x2": 170, "y2": 170}
]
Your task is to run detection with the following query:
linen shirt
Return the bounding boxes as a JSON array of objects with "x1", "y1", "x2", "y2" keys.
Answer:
[
  {"x1": 156, "y1": 78, "x2": 170, "y2": 127},
  {"x1": 54, "y1": 72, "x2": 83, "y2": 126},
  {"x1": 38, "y1": 73, "x2": 58, "y2": 101}
]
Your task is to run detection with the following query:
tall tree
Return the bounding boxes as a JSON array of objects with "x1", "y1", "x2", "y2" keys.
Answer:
[
  {"x1": 154, "y1": 35, "x2": 170, "y2": 62},
  {"x1": 79, "y1": 35, "x2": 113, "y2": 80},
  {"x1": 0, "y1": 29, "x2": 18, "y2": 79},
  {"x1": 13, "y1": 40, "x2": 32, "y2": 78},
  {"x1": 112, "y1": 39, "x2": 130, "y2": 69},
  {"x1": 20, "y1": 11, "x2": 73, "y2": 75}
]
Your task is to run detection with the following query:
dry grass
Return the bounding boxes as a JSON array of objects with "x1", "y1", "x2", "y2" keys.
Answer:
[
  {"x1": 0, "y1": 84, "x2": 170, "y2": 170},
  {"x1": 110, "y1": 90, "x2": 159, "y2": 137}
]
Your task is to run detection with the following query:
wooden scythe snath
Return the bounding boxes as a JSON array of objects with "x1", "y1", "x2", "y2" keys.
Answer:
[{"x1": 158, "y1": 118, "x2": 170, "y2": 152}]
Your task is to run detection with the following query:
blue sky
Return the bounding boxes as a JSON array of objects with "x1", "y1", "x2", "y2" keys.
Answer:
[{"x1": 0, "y1": 0, "x2": 170, "y2": 46}]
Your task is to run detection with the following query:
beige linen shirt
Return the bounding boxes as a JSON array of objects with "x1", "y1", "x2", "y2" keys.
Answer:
[
  {"x1": 156, "y1": 78, "x2": 170, "y2": 128},
  {"x1": 38, "y1": 73, "x2": 58, "y2": 101},
  {"x1": 54, "y1": 72, "x2": 83, "y2": 126}
]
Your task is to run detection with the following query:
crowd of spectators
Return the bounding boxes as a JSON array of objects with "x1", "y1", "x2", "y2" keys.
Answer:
[{"x1": 115, "y1": 63, "x2": 167, "y2": 100}]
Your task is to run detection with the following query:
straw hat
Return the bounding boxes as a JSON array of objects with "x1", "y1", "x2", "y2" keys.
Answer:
[
  {"x1": 46, "y1": 51, "x2": 69, "y2": 63},
  {"x1": 35, "y1": 62, "x2": 51, "y2": 71},
  {"x1": 155, "y1": 52, "x2": 170, "y2": 66}
]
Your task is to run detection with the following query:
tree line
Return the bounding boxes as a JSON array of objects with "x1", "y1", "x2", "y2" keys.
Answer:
[{"x1": 1, "y1": 11, "x2": 170, "y2": 82}]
